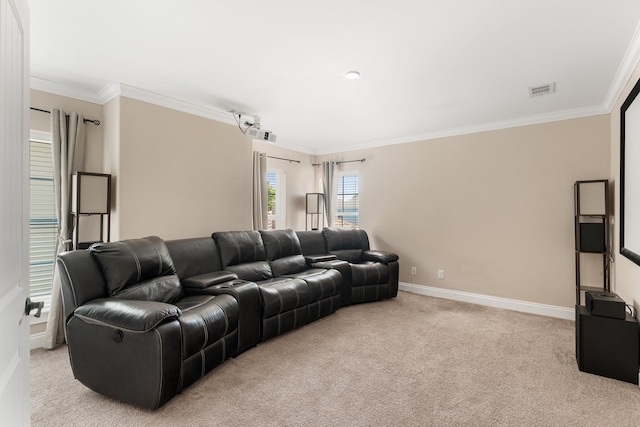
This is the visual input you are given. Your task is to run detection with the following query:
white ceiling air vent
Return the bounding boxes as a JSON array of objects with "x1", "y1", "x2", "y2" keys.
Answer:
[{"x1": 528, "y1": 82, "x2": 556, "y2": 97}]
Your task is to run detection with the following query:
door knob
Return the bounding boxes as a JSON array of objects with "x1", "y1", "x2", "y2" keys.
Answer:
[{"x1": 25, "y1": 297, "x2": 45, "y2": 318}]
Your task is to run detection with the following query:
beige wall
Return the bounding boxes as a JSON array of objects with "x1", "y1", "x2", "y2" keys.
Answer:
[
  {"x1": 104, "y1": 97, "x2": 253, "y2": 240},
  {"x1": 252, "y1": 140, "x2": 315, "y2": 231},
  {"x1": 316, "y1": 116, "x2": 611, "y2": 308},
  {"x1": 611, "y1": 61, "x2": 640, "y2": 311}
]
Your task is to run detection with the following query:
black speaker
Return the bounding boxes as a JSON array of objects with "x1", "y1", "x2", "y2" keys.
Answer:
[
  {"x1": 576, "y1": 305, "x2": 639, "y2": 384},
  {"x1": 579, "y1": 223, "x2": 605, "y2": 253},
  {"x1": 586, "y1": 291, "x2": 626, "y2": 319}
]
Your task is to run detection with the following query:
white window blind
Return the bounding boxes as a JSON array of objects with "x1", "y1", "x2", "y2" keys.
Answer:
[
  {"x1": 267, "y1": 169, "x2": 286, "y2": 229},
  {"x1": 336, "y1": 174, "x2": 359, "y2": 228},
  {"x1": 29, "y1": 139, "x2": 57, "y2": 301}
]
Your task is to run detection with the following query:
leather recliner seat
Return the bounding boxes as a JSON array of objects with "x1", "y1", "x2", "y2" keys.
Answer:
[
  {"x1": 165, "y1": 237, "x2": 261, "y2": 355},
  {"x1": 323, "y1": 227, "x2": 399, "y2": 304},
  {"x1": 260, "y1": 229, "x2": 342, "y2": 324},
  {"x1": 213, "y1": 229, "x2": 342, "y2": 341},
  {"x1": 57, "y1": 236, "x2": 239, "y2": 409},
  {"x1": 298, "y1": 228, "x2": 399, "y2": 305}
]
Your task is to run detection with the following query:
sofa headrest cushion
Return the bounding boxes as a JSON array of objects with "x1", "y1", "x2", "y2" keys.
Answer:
[
  {"x1": 296, "y1": 231, "x2": 326, "y2": 255},
  {"x1": 165, "y1": 237, "x2": 222, "y2": 279},
  {"x1": 323, "y1": 227, "x2": 370, "y2": 252},
  {"x1": 260, "y1": 229, "x2": 302, "y2": 261},
  {"x1": 213, "y1": 230, "x2": 267, "y2": 268},
  {"x1": 90, "y1": 236, "x2": 177, "y2": 296}
]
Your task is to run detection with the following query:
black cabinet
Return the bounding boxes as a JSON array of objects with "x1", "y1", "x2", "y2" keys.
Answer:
[{"x1": 575, "y1": 305, "x2": 639, "y2": 384}]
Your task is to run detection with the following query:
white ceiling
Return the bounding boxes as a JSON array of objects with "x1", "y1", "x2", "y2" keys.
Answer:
[{"x1": 30, "y1": 0, "x2": 640, "y2": 154}]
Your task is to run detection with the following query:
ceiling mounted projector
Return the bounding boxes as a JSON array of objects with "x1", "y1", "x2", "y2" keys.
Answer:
[
  {"x1": 229, "y1": 110, "x2": 277, "y2": 143},
  {"x1": 246, "y1": 127, "x2": 277, "y2": 143}
]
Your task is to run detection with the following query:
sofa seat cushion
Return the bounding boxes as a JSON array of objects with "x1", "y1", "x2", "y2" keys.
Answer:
[
  {"x1": 351, "y1": 261, "x2": 390, "y2": 286},
  {"x1": 296, "y1": 268, "x2": 342, "y2": 302},
  {"x1": 282, "y1": 268, "x2": 327, "y2": 279},
  {"x1": 174, "y1": 294, "x2": 239, "y2": 359},
  {"x1": 256, "y1": 278, "x2": 309, "y2": 318}
]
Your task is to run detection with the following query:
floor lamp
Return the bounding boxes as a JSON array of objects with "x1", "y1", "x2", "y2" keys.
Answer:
[{"x1": 306, "y1": 193, "x2": 324, "y2": 230}]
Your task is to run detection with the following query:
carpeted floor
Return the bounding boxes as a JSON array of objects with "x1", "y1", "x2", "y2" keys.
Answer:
[{"x1": 31, "y1": 291, "x2": 640, "y2": 426}]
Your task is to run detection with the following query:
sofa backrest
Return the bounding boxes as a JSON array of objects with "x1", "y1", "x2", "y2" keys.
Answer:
[
  {"x1": 212, "y1": 230, "x2": 273, "y2": 282},
  {"x1": 296, "y1": 230, "x2": 327, "y2": 256},
  {"x1": 89, "y1": 236, "x2": 183, "y2": 303},
  {"x1": 57, "y1": 249, "x2": 107, "y2": 321},
  {"x1": 165, "y1": 237, "x2": 222, "y2": 280},
  {"x1": 322, "y1": 227, "x2": 371, "y2": 263},
  {"x1": 260, "y1": 229, "x2": 307, "y2": 277}
]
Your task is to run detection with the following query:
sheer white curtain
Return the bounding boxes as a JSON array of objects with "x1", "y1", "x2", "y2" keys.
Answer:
[
  {"x1": 44, "y1": 109, "x2": 86, "y2": 349},
  {"x1": 252, "y1": 151, "x2": 267, "y2": 230},
  {"x1": 322, "y1": 161, "x2": 334, "y2": 227}
]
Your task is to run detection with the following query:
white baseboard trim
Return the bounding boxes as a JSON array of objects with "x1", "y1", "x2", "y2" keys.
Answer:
[
  {"x1": 399, "y1": 282, "x2": 574, "y2": 320},
  {"x1": 30, "y1": 332, "x2": 46, "y2": 350}
]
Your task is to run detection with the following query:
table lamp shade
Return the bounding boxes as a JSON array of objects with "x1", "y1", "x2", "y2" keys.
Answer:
[
  {"x1": 306, "y1": 193, "x2": 324, "y2": 214},
  {"x1": 72, "y1": 172, "x2": 111, "y2": 214}
]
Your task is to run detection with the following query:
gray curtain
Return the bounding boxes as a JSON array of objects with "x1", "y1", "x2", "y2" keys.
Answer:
[
  {"x1": 252, "y1": 151, "x2": 267, "y2": 230},
  {"x1": 44, "y1": 109, "x2": 86, "y2": 349},
  {"x1": 322, "y1": 161, "x2": 334, "y2": 227}
]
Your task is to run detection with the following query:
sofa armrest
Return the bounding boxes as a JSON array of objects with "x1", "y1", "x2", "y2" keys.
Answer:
[
  {"x1": 363, "y1": 250, "x2": 399, "y2": 264},
  {"x1": 73, "y1": 298, "x2": 181, "y2": 332},
  {"x1": 181, "y1": 271, "x2": 239, "y2": 289},
  {"x1": 305, "y1": 254, "x2": 337, "y2": 264}
]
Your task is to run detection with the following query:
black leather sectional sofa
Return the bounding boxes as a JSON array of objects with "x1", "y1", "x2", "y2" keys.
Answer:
[{"x1": 56, "y1": 227, "x2": 399, "y2": 409}]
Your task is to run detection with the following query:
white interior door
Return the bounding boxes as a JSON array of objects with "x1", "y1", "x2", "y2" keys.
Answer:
[{"x1": 0, "y1": 0, "x2": 31, "y2": 425}]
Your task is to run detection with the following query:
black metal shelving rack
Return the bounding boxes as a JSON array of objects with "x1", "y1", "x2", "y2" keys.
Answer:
[{"x1": 574, "y1": 179, "x2": 610, "y2": 305}]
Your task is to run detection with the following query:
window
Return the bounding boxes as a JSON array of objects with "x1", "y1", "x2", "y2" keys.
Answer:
[
  {"x1": 29, "y1": 134, "x2": 57, "y2": 305},
  {"x1": 266, "y1": 168, "x2": 286, "y2": 229},
  {"x1": 336, "y1": 173, "x2": 359, "y2": 228}
]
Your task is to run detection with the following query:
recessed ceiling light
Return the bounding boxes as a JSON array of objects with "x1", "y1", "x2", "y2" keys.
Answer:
[{"x1": 344, "y1": 71, "x2": 361, "y2": 79}]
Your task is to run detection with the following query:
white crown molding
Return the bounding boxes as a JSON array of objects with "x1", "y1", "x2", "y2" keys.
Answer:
[
  {"x1": 30, "y1": 76, "x2": 106, "y2": 104},
  {"x1": 399, "y1": 282, "x2": 574, "y2": 320},
  {"x1": 604, "y1": 20, "x2": 640, "y2": 112},
  {"x1": 30, "y1": 75, "x2": 611, "y2": 156},
  {"x1": 96, "y1": 82, "x2": 122, "y2": 104},
  {"x1": 115, "y1": 83, "x2": 236, "y2": 126},
  {"x1": 314, "y1": 104, "x2": 609, "y2": 155}
]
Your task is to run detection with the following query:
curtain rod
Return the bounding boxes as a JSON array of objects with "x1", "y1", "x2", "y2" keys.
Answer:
[
  {"x1": 260, "y1": 154, "x2": 301, "y2": 164},
  {"x1": 312, "y1": 158, "x2": 366, "y2": 166},
  {"x1": 30, "y1": 107, "x2": 101, "y2": 126}
]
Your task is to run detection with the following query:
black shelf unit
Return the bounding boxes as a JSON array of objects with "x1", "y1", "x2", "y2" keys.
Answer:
[{"x1": 574, "y1": 180, "x2": 610, "y2": 305}]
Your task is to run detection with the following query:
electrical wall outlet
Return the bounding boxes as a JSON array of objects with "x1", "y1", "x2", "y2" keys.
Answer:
[
  {"x1": 437, "y1": 270, "x2": 445, "y2": 280},
  {"x1": 411, "y1": 267, "x2": 417, "y2": 276}
]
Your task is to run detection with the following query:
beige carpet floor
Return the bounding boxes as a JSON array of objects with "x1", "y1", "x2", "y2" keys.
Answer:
[{"x1": 31, "y1": 291, "x2": 640, "y2": 426}]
